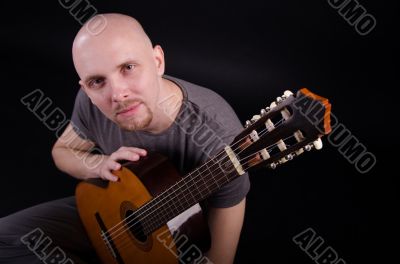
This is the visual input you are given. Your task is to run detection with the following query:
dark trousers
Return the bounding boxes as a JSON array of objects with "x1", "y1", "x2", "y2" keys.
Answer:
[{"x1": 0, "y1": 196, "x2": 100, "y2": 264}]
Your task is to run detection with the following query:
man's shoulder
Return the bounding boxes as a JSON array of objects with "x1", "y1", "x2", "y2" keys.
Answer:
[
  {"x1": 165, "y1": 75, "x2": 234, "y2": 114},
  {"x1": 166, "y1": 75, "x2": 243, "y2": 137}
]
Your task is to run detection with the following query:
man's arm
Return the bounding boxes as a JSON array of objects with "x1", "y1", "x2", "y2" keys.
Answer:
[
  {"x1": 52, "y1": 123, "x2": 146, "y2": 181},
  {"x1": 52, "y1": 123, "x2": 100, "y2": 180},
  {"x1": 205, "y1": 198, "x2": 246, "y2": 264}
]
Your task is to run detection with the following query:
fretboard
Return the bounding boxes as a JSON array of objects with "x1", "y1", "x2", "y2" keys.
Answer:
[{"x1": 138, "y1": 149, "x2": 241, "y2": 234}]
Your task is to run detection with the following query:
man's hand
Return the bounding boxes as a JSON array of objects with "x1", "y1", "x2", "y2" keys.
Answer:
[{"x1": 95, "y1": 147, "x2": 147, "y2": 182}]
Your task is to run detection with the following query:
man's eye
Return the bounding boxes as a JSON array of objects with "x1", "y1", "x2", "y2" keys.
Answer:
[
  {"x1": 125, "y1": 64, "x2": 135, "y2": 71},
  {"x1": 89, "y1": 78, "x2": 104, "y2": 88}
]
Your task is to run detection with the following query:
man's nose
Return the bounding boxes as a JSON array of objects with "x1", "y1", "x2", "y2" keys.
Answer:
[{"x1": 110, "y1": 76, "x2": 130, "y2": 101}]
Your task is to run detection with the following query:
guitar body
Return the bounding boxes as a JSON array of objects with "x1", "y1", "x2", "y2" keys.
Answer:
[{"x1": 76, "y1": 152, "x2": 211, "y2": 264}]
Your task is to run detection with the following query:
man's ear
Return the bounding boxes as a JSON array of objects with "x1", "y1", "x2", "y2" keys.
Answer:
[
  {"x1": 79, "y1": 80, "x2": 86, "y2": 91},
  {"x1": 153, "y1": 45, "x2": 165, "y2": 76}
]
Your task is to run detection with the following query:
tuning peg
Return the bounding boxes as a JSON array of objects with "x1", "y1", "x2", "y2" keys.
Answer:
[
  {"x1": 280, "y1": 90, "x2": 294, "y2": 101},
  {"x1": 265, "y1": 106, "x2": 271, "y2": 112},
  {"x1": 260, "y1": 109, "x2": 267, "y2": 116},
  {"x1": 245, "y1": 120, "x2": 252, "y2": 128},
  {"x1": 269, "y1": 162, "x2": 277, "y2": 169},
  {"x1": 313, "y1": 138, "x2": 323, "y2": 150},
  {"x1": 303, "y1": 138, "x2": 323, "y2": 152},
  {"x1": 285, "y1": 154, "x2": 294, "y2": 160},
  {"x1": 251, "y1": 115, "x2": 261, "y2": 122},
  {"x1": 283, "y1": 90, "x2": 293, "y2": 98},
  {"x1": 276, "y1": 96, "x2": 283, "y2": 103},
  {"x1": 304, "y1": 144, "x2": 313, "y2": 151},
  {"x1": 270, "y1": 101, "x2": 277, "y2": 109}
]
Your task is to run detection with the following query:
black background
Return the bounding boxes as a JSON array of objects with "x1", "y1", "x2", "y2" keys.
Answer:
[{"x1": 1, "y1": 0, "x2": 398, "y2": 263}]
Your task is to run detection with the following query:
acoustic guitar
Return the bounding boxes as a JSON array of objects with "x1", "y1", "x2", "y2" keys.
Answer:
[{"x1": 76, "y1": 88, "x2": 332, "y2": 263}]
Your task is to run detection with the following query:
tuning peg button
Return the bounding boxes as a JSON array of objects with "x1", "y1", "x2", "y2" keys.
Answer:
[
  {"x1": 285, "y1": 154, "x2": 294, "y2": 160},
  {"x1": 313, "y1": 138, "x2": 323, "y2": 150},
  {"x1": 245, "y1": 120, "x2": 251, "y2": 128},
  {"x1": 305, "y1": 144, "x2": 313, "y2": 151},
  {"x1": 284, "y1": 90, "x2": 293, "y2": 97},
  {"x1": 251, "y1": 115, "x2": 261, "y2": 122},
  {"x1": 269, "y1": 162, "x2": 277, "y2": 169},
  {"x1": 260, "y1": 109, "x2": 267, "y2": 116}
]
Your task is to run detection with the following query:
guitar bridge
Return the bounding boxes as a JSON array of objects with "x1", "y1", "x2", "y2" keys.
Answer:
[
  {"x1": 95, "y1": 212, "x2": 124, "y2": 264},
  {"x1": 101, "y1": 230, "x2": 117, "y2": 259}
]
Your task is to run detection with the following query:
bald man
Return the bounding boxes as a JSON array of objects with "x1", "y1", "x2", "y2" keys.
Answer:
[{"x1": 0, "y1": 13, "x2": 250, "y2": 264}]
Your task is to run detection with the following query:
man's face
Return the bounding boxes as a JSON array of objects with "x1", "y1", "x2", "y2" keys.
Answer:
[{"x1": 74, "y1": 33, "x2": 164, "y2": 131}]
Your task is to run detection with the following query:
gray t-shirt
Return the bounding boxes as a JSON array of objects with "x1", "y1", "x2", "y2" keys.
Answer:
[{"x1": 71, "y1": 75, "x2": 250, "y2": 208}]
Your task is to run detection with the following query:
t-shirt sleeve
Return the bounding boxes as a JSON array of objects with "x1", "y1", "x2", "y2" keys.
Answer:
[
  {"x1": 199, "y1": 97, "x2": 251, "y2": 208},
  {"x1": 70, "y1": 89, "x2": 96, "y2": 142}
]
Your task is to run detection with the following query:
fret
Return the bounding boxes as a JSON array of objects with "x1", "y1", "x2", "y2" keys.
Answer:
[
  {"x1": 169, "y1": 185, "x2": 189, "y2": 213},
  {"x1": 195, "y1": 167, "x2": 212, "y2": 196},
  {"x1": 222, "y1": 156, "x2": 232, "y2": 182},
  {"x1": 197, "y1": 163, "x2": 218, "y2": 192},
  {"x1": 193, "y1": 168, "x2": 212, "y2": 199},
  {"x1": 170, "y1": 194, "x2": 180, "y2": 214},
  {"x1": 163, "y1": 200, "x2": 175, "y2": 220},
  {"x1": 204, "y1": 161, "x2": 219, "y2": 188},
  {"x1": 186, "y1": 172, "x2": 203, "y2": 201},
  {"x1": 182, "y1": 176, "x2": 197, "y2": 205},
  {"x1": 152, "y1": 202, "x2": 167, "y2": 229},
  {"x1": 208, "y1": 155, "x2": 230, "y2": 192},
  {"x1": 152, "y1": 201, "x2": 175, "y2": 231}
]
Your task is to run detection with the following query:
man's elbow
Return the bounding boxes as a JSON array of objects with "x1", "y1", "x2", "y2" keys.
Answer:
[{"x1": 51, "y1": 142, "x2": 65, "y2": 169}]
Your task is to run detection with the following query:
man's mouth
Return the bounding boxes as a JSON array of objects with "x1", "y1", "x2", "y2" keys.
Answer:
[{"x1": 116, "y1": 103, "x2": 142, "y2": 117}]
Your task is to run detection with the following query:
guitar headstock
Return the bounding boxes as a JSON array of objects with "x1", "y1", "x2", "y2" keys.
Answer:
[{"x1": 232, "y1": 88, "x2": 331, "y2": 172}]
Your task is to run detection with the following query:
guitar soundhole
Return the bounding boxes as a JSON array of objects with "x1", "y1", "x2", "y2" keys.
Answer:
[{"x1": 125, "y1": 209, "x2": 147, "y2": 243}]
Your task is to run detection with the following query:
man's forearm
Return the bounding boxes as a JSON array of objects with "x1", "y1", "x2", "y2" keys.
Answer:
[{"x1": 52, "y1": 146, "x2": 105, "y2": 180}]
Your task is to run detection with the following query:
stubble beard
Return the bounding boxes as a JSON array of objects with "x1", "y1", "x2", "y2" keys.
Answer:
[{"x1": 114, "y1": 101, "x2": 153, "y2": 131}]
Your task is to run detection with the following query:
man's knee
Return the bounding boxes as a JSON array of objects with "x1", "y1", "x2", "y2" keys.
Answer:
[
  {"x1": 0, "y1": 213, "x2": 28, "y2": 246},
  {"x1": 0, "y1": 213, "x2": 77, "y2": 264},
  {"x1": 0, "y1": 198, "x2": 96, "y2": 263}
]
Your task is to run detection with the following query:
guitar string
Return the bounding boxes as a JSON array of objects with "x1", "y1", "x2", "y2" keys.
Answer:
[
  {"x1": 106, "y1": 118, "x2": 296, "y2": 243},
  {"x1": 101, "y1": 116, "x2": 285, "y2": 240},
  {"x1": 114, "y1": 132, "x2": 300, "y2": 253},
  {"x1": 103, "y1": 117, "x2": 289, "y2": 242}
]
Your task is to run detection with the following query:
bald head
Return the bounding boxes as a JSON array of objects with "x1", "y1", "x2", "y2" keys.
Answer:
[
  {"x1": 73, "y1": 13, "x2": 152, "y2": 53},
  {"x1": 72, "y1": 13, "x2": 154, "y2": 79}
]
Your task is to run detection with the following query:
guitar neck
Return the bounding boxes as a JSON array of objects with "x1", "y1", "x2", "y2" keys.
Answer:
[{"x1": 139, "y1": 149, "x2": 241, "y2": 234}]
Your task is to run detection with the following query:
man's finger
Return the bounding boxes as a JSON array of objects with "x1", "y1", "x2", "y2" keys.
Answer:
[
  {"x1": 103, "y1": 171, "x2": 119, "y2": 182},
  {"x1": 125, "y1": 147, "x2": 147, "y2": 156},
  {"x1": 111, "y1": 150, "x2": 140, "y2": 162}
]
